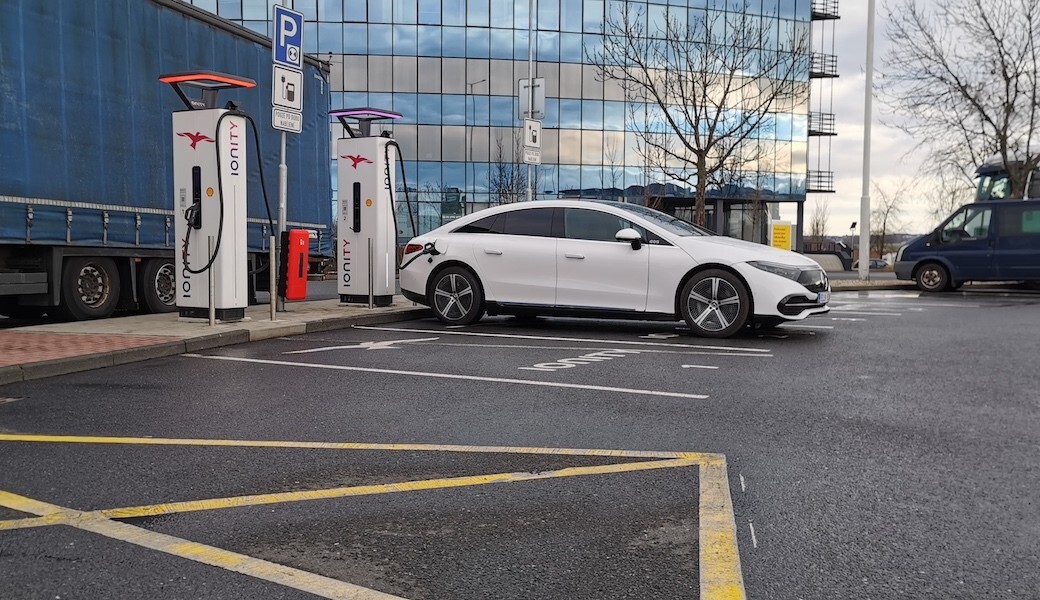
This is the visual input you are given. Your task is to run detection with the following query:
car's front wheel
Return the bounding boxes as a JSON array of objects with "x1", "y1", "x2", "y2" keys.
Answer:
[
  {"x1": 429, "y1": 266, "x2": 485, "y2": 325},
  {"x1": 680, "y1": 269, "x2": 750, "y2": 338}
]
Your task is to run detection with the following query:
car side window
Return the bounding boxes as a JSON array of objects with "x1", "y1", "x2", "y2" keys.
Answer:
[
  {"x1": 564, "y1": 209, "x2": 631, "y2": 242},
  {"x1": 499, "y1": 207, "x2": 554, "y2": 237},
  {"x1": 941, "y1": 207, "x2": 991, "y2": 243},
  {"x1": 454, "y1": 214, "x2": 501, "y2": 234}
]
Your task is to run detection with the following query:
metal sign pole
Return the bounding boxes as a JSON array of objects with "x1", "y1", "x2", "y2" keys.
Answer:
[
  {"x1": 277, "y1": 131, "x2": 287, "y2": 310},
  {"x1": 269, "y1": 236, "x2": 277, "y2": 321},
  {"x1": 526, "y1": 0, "x2": 535, "y2": 203}
]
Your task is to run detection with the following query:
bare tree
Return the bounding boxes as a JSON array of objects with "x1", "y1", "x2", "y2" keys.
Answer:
[
  {"x1": 880, "y1": 0, "x2": 1040, "y2": 198},
  {"x1": 808, "y1": 199, "x2": 830, "y2": 244},
  {"x1": 604, "y1": 135, "x2": 623, "y2": 201},
  {"x1": 488, "y1": 130, "x2": 527, "y2": 205},
  {"x1": 871, "y1": 182, "x2": 908, "y2": 259},
  {"x1": 922, "y1": 169, "x2": 974, "y2": 227},
  {"x1": 590, "y1": 1, "x2": 809, "y2": 226}
]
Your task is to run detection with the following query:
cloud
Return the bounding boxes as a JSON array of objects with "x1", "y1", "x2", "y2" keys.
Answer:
[{"x1": 805, "y1": 0, "x2": 951, "y2": 235}]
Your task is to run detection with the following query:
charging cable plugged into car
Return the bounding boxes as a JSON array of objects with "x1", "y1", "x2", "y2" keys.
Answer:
[{"x1": 400, "y1": 241, "x2": 441, "y2": 270}]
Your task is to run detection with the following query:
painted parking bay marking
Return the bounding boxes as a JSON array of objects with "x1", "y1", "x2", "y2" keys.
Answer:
[
  {"x1": 0, "y1": 434, "x2": 747, "y2": 600},
  {"x1": 355, "y1": 325, "x2": 771, "y2": 353},
  {"x1": 0, "y1": 490, "x2": 403, "y2": 600},
  {"x1": 284, "y1": 337, "x2": 440, "y2": 354},
  {"x1": 185, "y1": 354, "x2": 711, "y2": 399}
]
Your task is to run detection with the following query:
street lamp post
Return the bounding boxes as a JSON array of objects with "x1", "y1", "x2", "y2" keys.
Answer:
[
  {"x1": 860, "y1": 0, "x2": 876, "y2": 281},
  {"x1": 467, "y1": 79, "x2": 486, "y2": 216}
]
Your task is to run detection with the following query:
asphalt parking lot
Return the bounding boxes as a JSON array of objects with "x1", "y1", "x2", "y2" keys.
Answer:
[{"x1": 1, "y1": 289, "x2": 1039, "y2": 599}]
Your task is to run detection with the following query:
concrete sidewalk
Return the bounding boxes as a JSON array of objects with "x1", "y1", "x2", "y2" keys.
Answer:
[
  {"x1": 0, "y1": 298, "x2": 429, "y2": 386},
  {"x1": 0, "y1": 279, "x2": 936, "y2": 386}
]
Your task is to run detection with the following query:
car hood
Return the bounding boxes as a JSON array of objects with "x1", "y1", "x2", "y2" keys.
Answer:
[{"x1": 674, "y1": 235, "x2": 823, "y2": 268}]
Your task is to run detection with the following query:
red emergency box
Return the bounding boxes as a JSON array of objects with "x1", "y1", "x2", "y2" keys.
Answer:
[{"x1": 278, "y1": 229, "x2": 309, "y2": 301}]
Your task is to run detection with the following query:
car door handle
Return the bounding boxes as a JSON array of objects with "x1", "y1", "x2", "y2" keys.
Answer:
[
  {"x1": 564, "y1": 253, "x2": 585, "y2": 259},
  {"x1": 483, "y1": 249, "x2": 503, "y2": 255}
]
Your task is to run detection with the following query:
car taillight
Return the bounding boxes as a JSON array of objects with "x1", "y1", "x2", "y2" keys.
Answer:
[{"x1": 403, "y1": 243, "x2": 424, "y2": 255}]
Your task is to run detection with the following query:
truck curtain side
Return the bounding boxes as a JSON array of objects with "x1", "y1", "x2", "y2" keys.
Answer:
[{"x1": 0, "y1": 0, "x2": 332, "y2": 319}]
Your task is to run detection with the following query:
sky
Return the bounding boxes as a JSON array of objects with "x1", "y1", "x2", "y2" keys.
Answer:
[{"x1": 796, "y1": 0, "x2": 945, "y2": 236}]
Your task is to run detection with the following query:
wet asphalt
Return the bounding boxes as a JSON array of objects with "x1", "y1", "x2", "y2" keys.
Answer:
[{"x1": 1, "y1": 289, "x2": 1038, "y2": 599}]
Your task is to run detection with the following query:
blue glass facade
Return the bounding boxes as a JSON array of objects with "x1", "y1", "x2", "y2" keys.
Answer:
[{"x1": 193, "y1": 0, "x2": 815, "y2": 240}]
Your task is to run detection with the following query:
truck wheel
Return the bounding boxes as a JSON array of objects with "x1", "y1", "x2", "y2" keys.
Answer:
[
  {"x1": 138, "y1": 259, "x2": 177, "y2": 313},
  {"x1": 57, "y1": 257, "x2": 120, "y2": 320},
  {"x1": 915, "y1": 262, "x2": 950, "y2": 293}
]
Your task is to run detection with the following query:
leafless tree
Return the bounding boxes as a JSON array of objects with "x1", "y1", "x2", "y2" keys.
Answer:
[
  {"x1": 604, "y1": 136, "x2": 623, "y2": 201},
  {"x1": 590, "y1": 1, "x2": 809, "y2": 226},
  {"x1": 880, "y1": 0, "x2": 1040, "y2": 198},
  {"x1": 488, "y1": 130, "x2": 527, "y2": 205},
  {"x1": 871, "y1": 182, "x2": 909, "y2": 258},
  {"x1": 808, "y1": 199, "x2": 830, "y2": 244},
  {"x1": 922, "y1": 169, "x2": 975, "y2": 227}
]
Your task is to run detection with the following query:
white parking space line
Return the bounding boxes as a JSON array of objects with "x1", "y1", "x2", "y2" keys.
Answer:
[
  {"x1": 829, "y1": 300, "x2": 979, "y2": 308},
  {"x1": 355, "y1": 326, "x2": 772, "y2": 353},
  {"x1": 324, "y1": 341, "x2": 772, "y2": 359},
  {"x1": 828, "y1": 310, "x2": 902, "y2": 316},
  {"x1": 682, "y1": 365, "x2": 719, "y2": 370},
  {"x1": 781, "y1": 324, "x2": 834, "y2": 330},
  {"x1": 185, "y1": 354, "x2": 711, "y2": 400}
]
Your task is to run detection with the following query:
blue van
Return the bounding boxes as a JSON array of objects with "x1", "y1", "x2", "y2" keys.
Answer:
[{"x1": 895, "y1": 200, "x2": 1040, "y2": 292}]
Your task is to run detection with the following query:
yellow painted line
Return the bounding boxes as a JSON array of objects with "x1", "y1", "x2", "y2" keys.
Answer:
[
  {"x1": 0, "y1": 432, "x2": 694, "y2": 460},
  {"x1": 0, "y1": 434, "x2": 748, "y2": 598},
  {"x1": 0, "y1": 490, "x2": 404, "y2": 600},
  {"x1": 698, "y1": 456, "x2": 747, "y2": 600},
  {"x1": 96, "y1": 458, "x2": 698, "y2": 520}
]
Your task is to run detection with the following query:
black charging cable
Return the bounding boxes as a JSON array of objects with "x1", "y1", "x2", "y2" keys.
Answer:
[
  {"x1": 383, "y1": 140, "x2": 418, "y2": 271},
  {"x1": 181, "y1": 111, "x2": 275, "y2": 275}
]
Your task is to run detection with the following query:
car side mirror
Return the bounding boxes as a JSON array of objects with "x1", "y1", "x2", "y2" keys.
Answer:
[{"x1": 615, "y1": 228, "x2": 642, "y2": 250}]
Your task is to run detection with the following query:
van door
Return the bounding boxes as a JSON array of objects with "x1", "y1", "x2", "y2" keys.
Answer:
[
  {"x1": 936, "y1": 206, "x2": 995, "y2": 281},
  {"x1": 995, "y1": 204, "x2": 1040, "y2": 280}
]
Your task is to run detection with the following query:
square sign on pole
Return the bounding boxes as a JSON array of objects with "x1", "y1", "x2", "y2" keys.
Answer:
[
  {"x1": 272, "y1": 5, "x2": 304, "y2": 71},
  {"x1": 517, "y1": 78, "x2": 545, "y2": 120}
]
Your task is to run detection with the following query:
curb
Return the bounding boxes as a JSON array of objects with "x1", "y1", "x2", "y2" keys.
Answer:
[{"x1": 0, "y1": 307, "x2": 431, "y2": 386}]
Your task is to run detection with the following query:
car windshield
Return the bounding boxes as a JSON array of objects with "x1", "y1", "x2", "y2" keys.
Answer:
[{"x1": 599, "y1": 202, "x2": 714, "y2": 237}]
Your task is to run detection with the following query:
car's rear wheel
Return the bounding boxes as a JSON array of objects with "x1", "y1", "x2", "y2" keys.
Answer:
[
  {"x1": 429, "y1": 266, "x2": 484, "y2": 325},
  {"x1": 915, "y1": 262, "x2": 950, "y2": 293},
  {"x1": 680, "y1": 269, "x2": 750, "y2": 338}
]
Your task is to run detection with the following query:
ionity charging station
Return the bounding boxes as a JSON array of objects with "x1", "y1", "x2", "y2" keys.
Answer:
[
  {"x1": 160, "y1": 71, "x2": 255, "y2": 321},
  {"x1": 332, "y1": 107, "x2": 403, "y2": 307}
]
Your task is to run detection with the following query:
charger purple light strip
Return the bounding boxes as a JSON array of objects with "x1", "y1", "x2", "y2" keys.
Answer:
[{"x1": 328, "y1": 107, "x2": 402, "y2": 120}]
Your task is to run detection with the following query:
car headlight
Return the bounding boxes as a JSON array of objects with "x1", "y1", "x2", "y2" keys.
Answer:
[{"x1": 747, "y1": 261, "x2": 804, "y2": 281}]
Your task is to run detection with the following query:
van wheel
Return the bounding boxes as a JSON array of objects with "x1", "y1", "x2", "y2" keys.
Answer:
[
  {"x1": 57, "y1": 257, "x2": 120, "y2": 320},
  {"x1": 138, "y1": 259, "x2": 177, "y2": 313},
  {"x1": 915, "y1": 262, "x2": 950, "y2": 293}
]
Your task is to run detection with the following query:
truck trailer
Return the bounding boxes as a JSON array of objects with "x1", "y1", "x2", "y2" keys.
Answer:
[{"x1": 0, "y1": 0, "x2": 333, "y2": 319}]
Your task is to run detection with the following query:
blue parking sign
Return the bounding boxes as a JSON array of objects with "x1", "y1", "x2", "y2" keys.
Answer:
[{"x1": 272, "y1": 5, "x2": 304, "y2": 71}]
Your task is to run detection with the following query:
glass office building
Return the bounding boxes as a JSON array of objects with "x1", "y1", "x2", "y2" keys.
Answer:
[{"x1": 188, "y1": 0, "x2": 837, "y2": 247}]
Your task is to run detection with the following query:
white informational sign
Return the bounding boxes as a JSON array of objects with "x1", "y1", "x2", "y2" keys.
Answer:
[
  {"x1": 524, "y1": 119, "x2": 541, "y2": 149},
  {"x1": 518, "y1": 78, "x2": 545, "y2": 120},
  {"x1": 272, "y1": 108, "x2": 303, "y2": 133},
  {"x1": 523, "y1": 147, "x2": 541, "y2": 165},
  {"x1": 272, "y1": 65, "x2": 303, "y2": 112}
]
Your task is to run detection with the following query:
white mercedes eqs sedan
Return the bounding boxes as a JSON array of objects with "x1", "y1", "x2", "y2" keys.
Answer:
[{"x1": 399, "y1": 200, "x2": 829, "y2": 338}]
